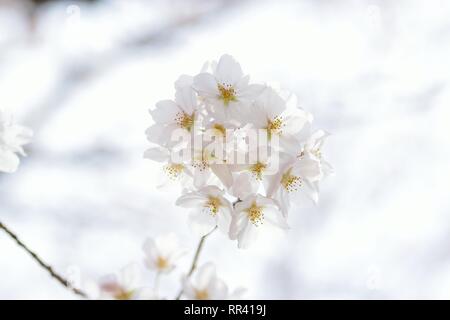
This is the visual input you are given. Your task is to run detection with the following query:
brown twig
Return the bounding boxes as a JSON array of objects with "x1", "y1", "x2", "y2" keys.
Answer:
[
  {"x1": 175, "y1": 226, "x2": 217, "y2": 300},
  {"x1": 0, "y1": 220, "x2": 87, "y2": 298}
]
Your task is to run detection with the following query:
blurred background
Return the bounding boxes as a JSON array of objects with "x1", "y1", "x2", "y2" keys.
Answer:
[{"x1": 1, "y1": 0, "x2": 450, "y2": 299}]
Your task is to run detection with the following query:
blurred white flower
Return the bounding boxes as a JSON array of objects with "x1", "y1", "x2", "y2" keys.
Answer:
[
  {"x1": 0, "y1": 110, "x2": 32, "y2": 173},
  {"x1": 142, "y1": 233, "x2": 184, "y2": 274},
  {"x1": 99, "y1": 263, "x2": 141, "y2": 300},
  {"x1": 230, "y1": 194, "x2": 289, "y2": 249},
  {"x1": 176, "y1": 186, "x2": 232, "y2": 236},
  {"x1": 182, "y1": 263, "x2": 241, "y2": 300},
  {"x1": 193, "y1": 54, "x2": 264, "y2": 121}
]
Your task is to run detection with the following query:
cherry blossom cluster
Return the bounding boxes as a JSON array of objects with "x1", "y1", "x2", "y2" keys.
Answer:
[{"x1": 145, "y1": 54, "x2": 333, "y2": 249}]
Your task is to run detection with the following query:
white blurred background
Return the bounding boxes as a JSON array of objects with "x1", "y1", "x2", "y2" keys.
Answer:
[{"x1": 1, "y1": 0, "x2": 450, "y2": 299}]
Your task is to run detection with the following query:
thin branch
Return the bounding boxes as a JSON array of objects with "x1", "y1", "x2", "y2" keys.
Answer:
[
  {"x1": 0, "y1": 220, "x2": 87, "y2": 298},
  {"x1": 175, "y1": 226, "x2": 217, "y2": 300}
]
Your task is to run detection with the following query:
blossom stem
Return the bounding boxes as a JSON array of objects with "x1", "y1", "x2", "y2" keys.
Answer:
[
  {"x1": 154, "y1": 271, "x2": 161, "y2": 293},
  {"x1": 0, "y1": 220, "x2": 88, "y2": 298},
  {"x1": 175, "y1": 226, "x2": 217, "y2": 300}
]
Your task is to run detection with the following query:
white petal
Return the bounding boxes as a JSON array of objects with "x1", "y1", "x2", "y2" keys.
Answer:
[
  {"x1": 195, "y1": 263, "x2": 217, "y2": 289},
  {"x1": 189, "y1": 209, "x2": 217, "y2": 236},
  {"x1": 175, "y1": 193, "x2": 206, "y2": 208},
  {"x1": 175, "y1": 87, "x2": 197, "y2": 114},
  {"x1": 193, "y1": 168, "x2": 211, "y2": 188},
  {"x1": 145, "y1": 123, "x2": 177, "y2": 146},
  {"x1": 229, "y1": 211, "x2": 248, "y2": 240},
  {"x1": 175, "y1": 74, "x2": 193, "y2": 89},
  {"x1": 118, "y1": 263, "x2": 141, "y2": 291},
  {"x1": 214, "y1": 54, "x2": 243, "y2": 85},
  {"x1": 209, "y1": 278, "x2": 229, "y2": 300},
  {"x1": 293, "y1": 155, "x2": 322, "y2": 182},
  {"x1": 237, "y1": 222, "x2": 259, "y2": 249},
  {"x1": 279, "y1": 135, "x2": 301, "y2": 154},
  {"x1": 193, "y1": 73, "x2": 218, "y2": 97},
  {"x1": 265, "y1": 171, "x2": 282, "y2": 198},
  {"x1": 264, "y1": 205, "x2": 290, "y2": 229},
  {"x1": 210, "y1": 164, "x2": 233, "y2": 189},
  {"x1": 238, "y1": 83, "x2": 265, "y2": 100},
  {"x1": 199, "y1": 185, "x2": 223, "y2": 197},
  {"x1": 231, "y1": 172, "x2": 259, "y2": 199},
  {"x1": 216, "y1": 206, "x2": 232, "y2": 234},
  {"x1": 260, "y1": 87, "x2": 286, "y2": 119},
  {"x1": 150, "y1": 100, "x2": 180, "y2": 124},
  {"x1": 282, "y1": 108, "x2": 311, "y2": 135}
]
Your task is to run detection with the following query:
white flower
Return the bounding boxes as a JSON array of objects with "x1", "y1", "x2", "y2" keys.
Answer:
[
  {"x1": 302, "y1": 129, "x2": 333, "y2": 177},
  {"x1": 193, "y1": 54, "x2": 264, "y2": 121},
  {"x1": 182, "y1": 263, "x2": 234, "y2": 300},
  {"x1": 0, "y1": 110, "x2": 32, "y2": 173},
  {"x1": 175, "y1": 186, "x2": 232, "y2": 236},
  {"x1": 266, "y1": 152, "x2": 323, "y2": 216},
  {"x1": 249, "y1": 87, "x2": 312, "y2": 153},
  {"x1": 99, "y1": 263, "x2": 141, "y2": 300},
  {"x1": 230, "y1": 194, "x2": 289, "y2": 249},
  {"x1": 146, "y1": 86, "x2": 199, "y2": 147},
  {"x1": 144, "y1": 145, "x2": 193, "y2": 187},
  {"x1": 142, "y1": 233, "x2": 184, "y2": 274}
]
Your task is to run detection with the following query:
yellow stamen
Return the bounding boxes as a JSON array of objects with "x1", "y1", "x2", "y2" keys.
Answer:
[
  {"x1": 281, "y1": 168, "x2": 303, "y2": 192},
  {"x1": 175, "y1": 112, "x2": 194, "y2": 131},
  {"x1": 205, "y1": 196, "x2": 222, "y2": 216},
  {"x1": 218, "y1": 83, "x2": 237, "y2": 105},
  {"x1": 246, "y1": 201, "x2": 264, "y2": 226},
  {"x1": 212, "y1": 123, "x2": 226, "y2": 136},
  {"x1": 164, "y1": 163, "x2": 185, "y2": 180},
  {"x1": 115, "y1": 289, "x2": 134, "y2": 300},
  {"x1": 312, "y1": 148, "x2": 322, "y2": 159},
  {"x1": 266, "y1": 116, "x2": 284, "y2": 140},
  {"x1": 249, "y1": 161, "x2": 267, "y2": 180},
  {"x1": 156, "y1": 256, "x2": 169, "y2": 270},
  {"x1": 195, "y1": 289, "x2": 209, "y2": 300}
]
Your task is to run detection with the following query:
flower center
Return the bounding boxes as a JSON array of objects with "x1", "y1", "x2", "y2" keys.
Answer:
[
  {"x1": 193, "y1": 148, "x2": 218, "y2": 170},
  {"x1": 246, "y1": 202, "x2": 264, "y2": 226},
  {"x1": 312, "y1": 148, "x2": 322, "y2": 159},
  {"x1": 114, "y1": 289, "x2": 134, "y2": 300},
  {"x1": 164, "y1": 163, "x2": 185, "y2": 180},
  {"x1": 195, "y1": 289, "x2": 210, "y2": 300},
  {"x1": 212, "y1": 123, "x2": 226, "y2": 136},
  {"x1": 281, "y1": 168, "x2": 303, "y2": 192},
  {"x1": 217, "y1": 83, "x2": 237, "y2": 105},
  {"x1": 205, "y1": 196, "x2": 222, "y2": 216},
  {"x1": 249, "y1": 161, "x2": 267, "y2": 180},
  {"x1": 156, "y1": 256, "x2": 169, "y2": 270},
  {"x1": 175, "y1": 112, "x2": 194, "y2": 131},
  {"x1": 266, "y1": 116, "x2": 283, "y2": 140}
]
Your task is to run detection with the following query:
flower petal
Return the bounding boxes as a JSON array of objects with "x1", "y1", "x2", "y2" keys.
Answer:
[
  {"x1": 214, "y1": 54, "x2": 243, "y2": 85},
  {"x1": 150, "y1": 100, "x2": 180, "y2": 124},
  {"x1": 193, "y1": 73, "x2": 218, "y2": 97},
  {"x1": 189, "y1": 209, "x2": 217, "y2": 236}
]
